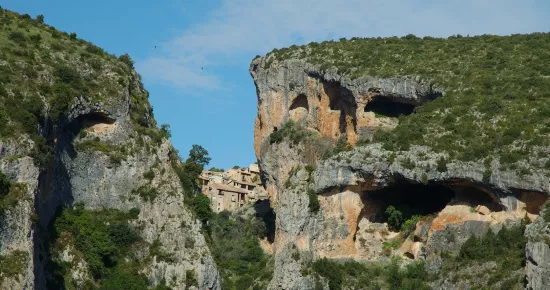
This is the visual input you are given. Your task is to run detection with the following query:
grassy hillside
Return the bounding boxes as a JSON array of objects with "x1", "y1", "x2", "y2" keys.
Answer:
[
  {"x1": 0, "y1": 8, "x2": 156, "y2": 165},
  {"x1": 266, "y1": 33, "x2": 550, "y2": 171}
]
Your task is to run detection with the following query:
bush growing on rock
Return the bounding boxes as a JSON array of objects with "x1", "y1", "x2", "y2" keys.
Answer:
[
  {"x1": 385, "y1": 206, "x2": 403, "y2": 231},
  {"x1": 0, "y1": 171, "x2": 11, "y2": 197},
  {"x1": 310, "y1": 256, "x2": 430, "y2": 290},
  {"x1": 307, "y1": 189, "x2": 320, "y2": 213},
  {"x1": 50, "y1": 203, "x2": 144, "y2": 286}
]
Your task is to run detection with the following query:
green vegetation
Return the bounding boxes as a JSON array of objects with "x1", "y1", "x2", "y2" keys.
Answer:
[
  {"x1": 208, "y1": 167, "x2": 225, "y2": 172},
  {"x1": 321, "y1": 136, "x2": 352, "y2": 159},
  {"x1": 0, "y1": 170, "x2": 28, "y2": 214},
  {"x1": 310, "y1": 257, "x2": 430, "y2": 290},
  {"x1": 542, "y1": 202, "x2": 550, "y2": 223},
  {"x1": 269, "y1": 120, "x2": 318, "y2": 145},
  {"x1": 170, "y1": 144, "x2": 214, "y2": 223},
  {"x1": 0, "y1": 9, "x2": 160, "y2": 167},
  {"x1": 143, "y1": 169, "x2": 155, "y2": 181},
  {"x1": 440, "y1": 221, "x2": 528, "y2": 289},
  {"x1": 168, "y1": 144, "x2": 274, "y2": 289},
  {"x1": 0, "y1": 250, "x2": 28, "y2": 283},
  {"x1": 132, "y1": 185, "x2": 160, "y2": 202},
  {"x1": 307, "y1": 189, "x2": 320, "y2": 213},
  {"x1": 74, "y1": 138, "x2": 128, "y2": 165},
  {"x1": 385, "y1": 205, "x2": 422, "y2": 235},
  {"x1": 206, "y1": 211, "x2": 274, "y2": 290},
  {"x1": 436, "y1": 157, "x2": 447, "y2": 172},
  {"x1": 267, "y1": 33, "x2": 550, "y2": 170},
  {"x1": 48, "y1": 203, "x2": 150, "y2": 289},
  {"x1": 185, "y1": 270, "x2": 198, "y2": 288}
]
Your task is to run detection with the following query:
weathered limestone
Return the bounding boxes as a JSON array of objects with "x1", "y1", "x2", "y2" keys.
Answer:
[
  {"x1": 251, "y1": 56, "x2": 549, "y2": 290},
  {"x1": 1, "y1": 76, "x2": 221, "y2": 290},
  {"x1": 250, "y1": 58, "x2": 443, "y2": 157}
]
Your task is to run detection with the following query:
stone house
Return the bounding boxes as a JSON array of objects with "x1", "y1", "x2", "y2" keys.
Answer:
[{"x1": 199, "y1": 164, "x2": 268, "y2": 212}]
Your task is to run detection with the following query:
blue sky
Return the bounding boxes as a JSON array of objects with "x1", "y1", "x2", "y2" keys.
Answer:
[{"x1": 3, "y1": 1, "x2": 550, "y2": 169}]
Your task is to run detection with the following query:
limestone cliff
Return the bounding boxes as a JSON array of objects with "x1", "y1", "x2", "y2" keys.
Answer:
[
  {"x1": 0, "y1": 10, "x2": 220, "y2": 289},
  {"x1": 251, "y1": 34, "x2": 550, "y2": 290}
]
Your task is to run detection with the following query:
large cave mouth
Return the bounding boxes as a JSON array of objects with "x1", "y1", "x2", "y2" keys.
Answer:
[
  {"x1": 364, "y1": 96, "x2": 416, "y2": 118},
  {"x1": 364, "y1": 182, "x2": 456, "y2": 224},
  {"x1": 360, "y1": 180, "x2": 504, "y2": 226}
]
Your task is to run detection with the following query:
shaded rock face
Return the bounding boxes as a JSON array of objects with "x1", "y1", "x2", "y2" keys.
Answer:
[
  {"x1": 1, "y1": 75, "x2": 220, "y2": 289},
  {"x1": 251, "y1": 58, "x2": 549, "y2": 289}
]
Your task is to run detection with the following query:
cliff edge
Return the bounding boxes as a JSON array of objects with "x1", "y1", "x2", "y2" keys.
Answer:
[{"x1": 251, "y1": 33, "x2": 550, "y2": 290}]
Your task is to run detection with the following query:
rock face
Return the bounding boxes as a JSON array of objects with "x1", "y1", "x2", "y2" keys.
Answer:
[
  {"x1": 0, "y1": 44, "x2": 220, "y2": 290},
  {"x1": 251, "y1": 57, "x2": 549, "y2": 289},
  {"x1": 1, "y1": 86, "x2": 221, "y2": 290},
  {"x1": 250, "y1": 57, "x2": 443, "y2": 158},
  {"x1": 525, "y1": 208, "x2": 550, "y2": 290}
]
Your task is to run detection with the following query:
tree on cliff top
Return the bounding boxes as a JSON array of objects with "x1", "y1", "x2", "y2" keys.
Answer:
[{"x1": 171, "y1": 144, "x2": 213, "y2": 223}]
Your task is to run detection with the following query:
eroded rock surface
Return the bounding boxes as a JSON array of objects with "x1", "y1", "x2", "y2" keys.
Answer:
[{"x1": 251, "y1": 56, "x2": 549, "y2": 290}]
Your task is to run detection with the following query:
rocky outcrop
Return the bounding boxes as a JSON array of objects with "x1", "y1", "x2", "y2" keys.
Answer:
[
  {"x1": 0, "y1": 143, "x2": 38, "y2": 289},
  {"x1": 525, "y1": 207, "x2": 550, "y2": 290},
  {"x1": 250, "y1": 57, "x2": 443, "y2": 160},
  {"x1": 251, "y1": 56, "x2": 549, "y2": 289},
  {"x1": 1, "y1": 58, "x2": 220, "y2": 290}
]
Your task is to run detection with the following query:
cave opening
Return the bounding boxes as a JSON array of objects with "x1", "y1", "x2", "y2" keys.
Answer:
[
  {"x1": 68, "y1": 112, "x2": 116, "y2": 136},
  {"x1": 361, "y1": 179, "x2": 503, "y2": 227},
  {"x1": 364, "y1": 96, "x2": 416, "y2": 117},
  {"x1": 254, "y1": 199, "x2": 276, "y2": 243},
  {"x1": 364, "y1": 182, "x2": 455, "y2": 224},
  {"x1": 289, "y1": 94, "x2": 309, "y2": 111}
]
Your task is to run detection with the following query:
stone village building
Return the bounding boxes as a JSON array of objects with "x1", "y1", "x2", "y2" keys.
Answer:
[{"x1": 199, "y1": 164, "x2": 268, "y2": 212}]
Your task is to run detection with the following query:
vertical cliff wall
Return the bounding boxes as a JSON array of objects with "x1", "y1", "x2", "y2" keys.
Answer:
[
  {"x1": 251, "y1": 34, "x2": 550, "y2": 290},
  {"x1": 0, "y1": 9, "x2": 220, "y2": 289}
]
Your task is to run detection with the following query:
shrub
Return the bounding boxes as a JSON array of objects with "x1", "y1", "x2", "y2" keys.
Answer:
[
  {"x1": 118, "y1": 53, "x2": 134, "y2": 69},
  {"x1": 401, "y1": 158, "x2": 416, "y2": 170},
  {"x1": 0, "y1": 171, "x2": 11, "y2": 197},
  {"x1": 132, "y1": 185, "x2": 160, "y2": 202},
  {"x1": 437, "y1": 157, "x2": 448, "y2": 172},
  {"x1": 312, "y1": 258, "x2": 343, "y2": 290},
  {"x1": 0, "y1": 250, "x2": 28, "y2": 279},
  {"x1": 51, "y1": 30, "x2": 60, "y2": 38},
  {"x1": 85, "y1": 43, "x2": 103, "y2": 55},
  {"x1": 385, "y1": 206, "x2": 403, "y2": 231},
  {"x1": 53, "y1": 203, "x2": 142, "y2": 280},
  {"x1": 205, "y1": 209, "x2": 273, "y2": 288},
  {"x1": 36, "y1": 14, "x2": 44, "y2": 24},
  {"x1": 109, "y1": 223, "x2": 139, "y2": 247},
  {"x1": 421, "y1": 173, "x2": 428, "y2": 184},
  {"x1": 440, "y1": 221, "x2": 528, "y2": 289},
  {"x1": 159, "y1": 124, "x2": 171, "y2": 139},
  {"x1": 149, "y1": 238, "x2": 175, "y2": 263},
  {"x1": 235, "y1": 275, "x2": 254, "y2": 290},
  {"x1": 8, "y1": 31, "x2": 26, "y2": 43},
  {"x1": 69, "y1": 32, "x2": 77, "y2": 39},
  {"x1": 269, "y1": 120, "x2": 317, "y2": 145},
  {"x1": 185, "y1": 236, "x2": 195, "y2": 249},
  {"x1": 29, "y1": 34, "x2": 41, "y2": 43},
  {"x1": 308, "y1": 189, "x2": 320, "y2": 213},
  {"x1": 143, "y1": 169, "x2": 155, "y2": 181}
]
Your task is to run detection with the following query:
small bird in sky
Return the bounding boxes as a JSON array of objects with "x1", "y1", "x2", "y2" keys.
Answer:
[
  {"x1": 201, "y1": 67, "x2": 203, "y2": 70},
  {"x1": 154, "y1": 45, "x2": 157, "y2": 49}
]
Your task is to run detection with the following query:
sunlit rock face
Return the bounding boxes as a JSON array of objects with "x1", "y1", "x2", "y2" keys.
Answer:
[{"x1": 250, "y1": 55, "x2": 549, "y2": 290}]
